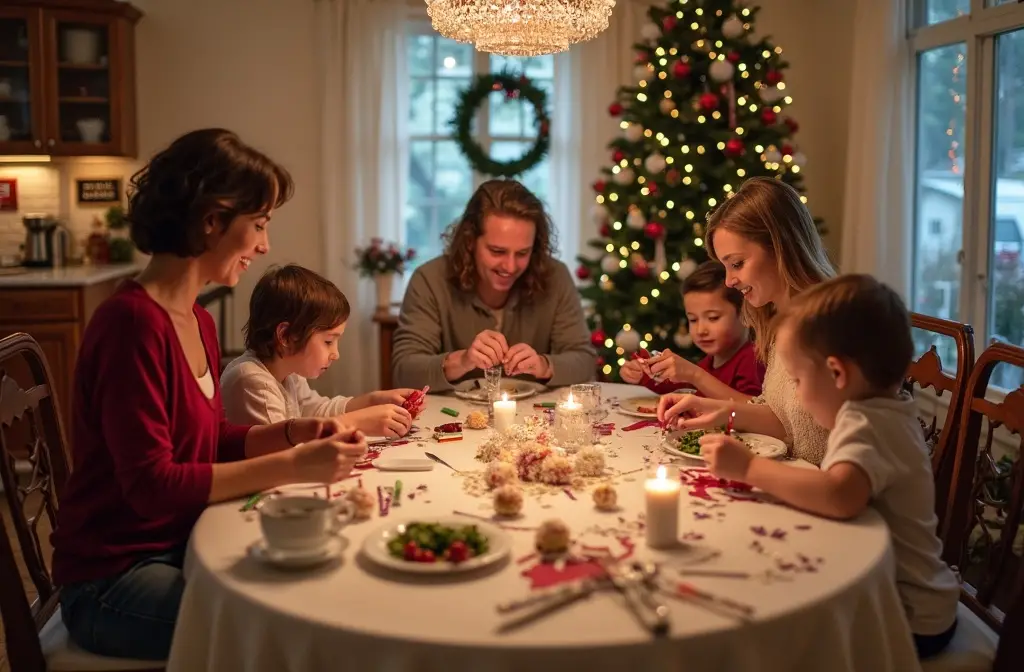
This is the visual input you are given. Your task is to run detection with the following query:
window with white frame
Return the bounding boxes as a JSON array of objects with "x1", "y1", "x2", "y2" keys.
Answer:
[
  {"x1": 909, "y1": 0, "x2": 1024, "y2": 390},
  {"x1": 404, "y1": 23, "x2": 554, "y2": 269}
]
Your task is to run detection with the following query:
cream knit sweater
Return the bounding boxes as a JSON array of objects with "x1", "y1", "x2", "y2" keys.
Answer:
[{"x1": 752, "y1": 347, "x2": 830, "y2": 466}]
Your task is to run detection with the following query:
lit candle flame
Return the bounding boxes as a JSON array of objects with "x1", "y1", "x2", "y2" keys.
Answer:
[
  {"x1": 656, "y1": 464, "x2": 667, "y2": 480},
  {"x1": 567, "y1": 391, "x2": 575, "y2": 404},
  {"x1": 501, "y1": 392, "x2": 509, "y2": 402}
]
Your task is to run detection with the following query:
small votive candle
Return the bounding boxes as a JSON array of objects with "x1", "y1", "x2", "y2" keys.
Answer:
[
  {"x1": 493, "y1": 392, "x2": 517, "y2": 433},
  {"x1": 554, "y1": 391, "x2": 589, "y2": 452},
  {"x1": 645, "y1": 465, "x2": 680, "y2": 549}
]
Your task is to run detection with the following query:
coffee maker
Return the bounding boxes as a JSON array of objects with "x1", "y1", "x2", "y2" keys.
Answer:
[{"x1": 22, "y1": 215, "x2": 70, "y2": 268}]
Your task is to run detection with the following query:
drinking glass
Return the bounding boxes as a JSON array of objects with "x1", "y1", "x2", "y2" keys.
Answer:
[
  {"x1": 484, "y1": 366, "x2": 502, "y2": 425},
  {"x1": 570, "y1": 383, "x2": 603, "y2": 443}
]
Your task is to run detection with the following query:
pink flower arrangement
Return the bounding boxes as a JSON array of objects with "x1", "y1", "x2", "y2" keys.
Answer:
[{"x1": 355, "y1": 238, "x2": 415, "y2": 277}]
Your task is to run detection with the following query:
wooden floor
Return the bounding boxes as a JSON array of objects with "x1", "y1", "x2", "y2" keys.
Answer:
[{"x1": 0, "y1": 491, "x2": 53, "y2": 672}]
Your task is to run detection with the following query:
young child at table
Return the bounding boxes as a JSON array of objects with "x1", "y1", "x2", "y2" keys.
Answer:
[
  {"x1": 221, "y1": 264, "x2": 418, "y2": 438},
  {"x1": 690, "y1": 274, "x2": 960, "y2": 659},
  {"x1": 620, "y1": 261, "x2": 764, "y2": 400}
]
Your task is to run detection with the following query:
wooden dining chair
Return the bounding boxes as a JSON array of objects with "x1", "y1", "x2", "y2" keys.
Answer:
[
  {"x1": 0, "y1": 332, "x2": 163, "y2": 671},
  {"x1": 906, "y1": 313, "x2": 975, "y2": 529}
]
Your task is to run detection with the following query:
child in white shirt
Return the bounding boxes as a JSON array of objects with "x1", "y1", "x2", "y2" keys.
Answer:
[
  {"x1": 665, "y1": 274, "x2": 960, "y2": 659},
  {"x1": 222, "y1": 264, "x2": 417, "y2": 438}
]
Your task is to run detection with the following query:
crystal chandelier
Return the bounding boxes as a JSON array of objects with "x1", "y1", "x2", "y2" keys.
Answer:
[{"x1": 425, "y1": 1, "x2": 616, "y2": 56}]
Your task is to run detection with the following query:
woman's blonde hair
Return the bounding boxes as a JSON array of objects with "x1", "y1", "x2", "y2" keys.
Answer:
[{"x1": 705, "y1": 177, "x2": 835, "y2": 359}]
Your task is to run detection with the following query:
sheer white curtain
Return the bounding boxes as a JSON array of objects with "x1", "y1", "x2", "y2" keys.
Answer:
[
  {"x1": 839, "y1": 0, "x2": 913, "y2": 297},
  {"x1": 316, "y1": 0, "x2": 408, "y2": 395},
  {"x1": 550, "y1": 0, "x2": 661, "y2": 265}
]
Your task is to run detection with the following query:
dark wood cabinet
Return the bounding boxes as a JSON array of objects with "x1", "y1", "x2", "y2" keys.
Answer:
[{"x1": 0, "y1": 0, "x2": 141, "y2": 157}]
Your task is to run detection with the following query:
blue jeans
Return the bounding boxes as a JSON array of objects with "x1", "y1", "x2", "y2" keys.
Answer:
[
  {"x1": 915, "y1": 618, "x2": 958, "y2": 659},
  {"x1": 59, "y1": 544, "x2": 186, "y2": 660}
]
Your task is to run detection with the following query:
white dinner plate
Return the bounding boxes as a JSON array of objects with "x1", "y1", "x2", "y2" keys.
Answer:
[
  {"x1": 372, "y1": 457, "x2": 435, "y2": 472},
  {"x1": 662, "y1": 431, "x2": 788, "y2": 462},
  {"x1": 361, "y1": 516, "x2": 512, "y2": 575},
  {"x1": 452, "y1": 379, "x2": 546, "y2": 403},
  {"x1": 617, "y1": 396, "x2": 664, "y2": 419}
]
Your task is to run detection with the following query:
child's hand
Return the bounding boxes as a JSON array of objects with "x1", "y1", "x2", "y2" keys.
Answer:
[
  {"x1": 698, "y1": 433, "x2": 754, "y2": 481},
  {"x1": 619, "y1": 359, "x2": 645, "y2": 384},
  {"x1": 372, "y1": 388, "x2": 418, "y2": 406},
  {"x1": 344, "y1": 404, "x2": 413, "y2": 439},
  {"x1": 288, "y1": 417, "x2": 348, "y2": 444},
  {"x1": 648, "y1": 349, "x2": 697, "y2": 384},
  {"x1": 657, "y1": 394, "x2": 730, "y2": 430}
]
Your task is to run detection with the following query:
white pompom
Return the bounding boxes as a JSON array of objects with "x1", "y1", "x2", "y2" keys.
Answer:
[
  {"x1": 624, "y1": 123, "x2": 645, "y2": 143},
  {"x1": 658, "y1": 98, "x2": 676, "y2": 114},
  {"x1": 644, "y1": 153, "x2": 666, "y2": 174},
  {"x1": 640, "y1": 23, "x2": 661, "y2": 42},
  {"x1": 791, "y1": 151, "x2": 807, "y2": 168},
  {"x1": 708, "y1": 60, "x2": 735, "y2": 83},
  {"x1": 764, "y1": 147, "x2": 782, "y2": 163},
  {"x1": 676, "y1": 257, "x2": 699, "y2": 280},
  {"x1": 758, "y1": 86, "x2": 783, "y2": 103},
  {"x1": 721, "y1": 16, "x2": 745, "y2": 39},
  {"x1": 614, "y1": 167, "x2": 634, "y2": 185},
  {"x1": 615, "y1": 328, "x2": 641, "y2": 353},
  {"x1": 633, "y1": 64, "x2": 652, "y2": 82},
  {"x1": 600, "y1": 254, "x2": 620, "y2": 274},
  {"x1": 626, "y1": 208, "x2": 647, "y2": 230},
  {"x1": 674, "y1": 331, "x2": 693, "y2": 349},
  {"x1": 590, "y1": 203, "x2": 608, "y2": 224}
]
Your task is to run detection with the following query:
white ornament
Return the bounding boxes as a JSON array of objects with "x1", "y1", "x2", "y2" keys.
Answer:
[
  {"x1": 624, "y1": 123, "x2": 645, "y2": 143},
  {"x1": 600, "y1": 254, "x2": 620, "y2": 274},
  {"x1": 765, "y1": 147, "x2": 782, "y2": 163},
  {"x1": 590, "y1": 203, "x2": 608, "y2": 225},
  {"x1": 626, "y1": 208, "x2": 647, "y2": 230},
  {"x1": 640, "y1": 23, "x2": 661, "y2": 42},
  {"x1": 709, "y1": 60, "x2": 735, "y2": 83},
  {"x1": 633, "y1": 64, "x2": 652, "y2": 82},
  {"x1": 674, "y1": 331, "x2": 693, "y2": 349},
  {"x1": 676, "y1": 257, "x2": 699, "y2": 280},
  {"x1": 758, "y1": 86, "x2": 783, "y2": 104},
  {"x1": 614, "y1": 167, "x2": 635, "y2": 185},
  {"x1": 644, "y1": 153, "x2": 666, "y2": 174},
  {"x1": 658, "y1": 98, "x2": 676, "y2": 114},
  {"x1": 615, "y1": 328, "x2": 640, "y2": 353},
  {"x1": 721, "y1": 16, "x2": 745, "y2": 39},
  {"x1": 792, "y1": 151, "x2": 807, "y2": 168}
]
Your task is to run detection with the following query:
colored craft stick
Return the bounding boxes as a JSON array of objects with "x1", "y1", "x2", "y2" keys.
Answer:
[
  {"x1": 441, "y1": 407, "x2": 460, "y2": 417},
  {"x1": 533, "y1": 402, "x2": 556, "y2": 408}
]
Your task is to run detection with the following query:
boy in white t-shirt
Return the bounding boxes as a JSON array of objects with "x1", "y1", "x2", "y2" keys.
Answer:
[{"x1": 688, "y1": 274, "x2": 960, "y2": 659}]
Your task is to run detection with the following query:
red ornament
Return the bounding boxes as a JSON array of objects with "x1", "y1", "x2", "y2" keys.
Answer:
[
  {"x1": 608, "y1": 102, "x2": 624, "y2": 116},
  {"x1": 780, "y1": 143, "x2": 794, "y2": 156},
  {"x1": 576, "y1": 265, "x2": 591, "y2": 280},
  {"x1": 673, "y1": 61, "x2": 691, "y2": 79},
  {"x1": 631, "y1": 258, "x2": 651, "y2": 278},
  {"x1": 539, "y1": 120, "x2": 550, "y2": 136},
  {"x1": 612, "y1": 149, "x2": 625, "y2": 163},
  {"x1": 662, "y1": 15, "x2": 677, "y2": 31},
  {"x1": 727, "y1": 51, "x2": 741, "y2": 64},
  {"x1": 599, "y1": 222, "x2": 611, "y2": 237},
  {"x1": 666, "y1": 168, "x2": 681, "y2": 185},
  {"x1": 784, "y1": 117, "x2": 800, "y2": 134},
  {"x1": 724, "y1": 137, "x2": 745, "y2": 157},
  {"x1": 590, "y1": 329, "x2": 607, "y2": 348},
  {"x1": 698, "y1": 92, "x2": 719, "y2": 112},
  {"x1": 644, "y1": 222, "x2": 665, "y2": 239},
  {"x1": 592, "y1": 179, "x2": 606, "y2": 193},
  {"x1": 760, "y1": 109, "x2": 778, "y2": 125},
  {"x1": 765, "y1": 70, "x2": 783, "y2": 85},
  {"x1": 634, "y1": 51, "x2": 648, "y2": 64},
  {"x1": 504, "y1": 88, "x2": 519, "y2": 100},
  {"x1": 596, "y1": 356, "x2": 605, "y2": 367},
  {"x1": 647, "y1": 182, "x2": 658, "y2": 195}
]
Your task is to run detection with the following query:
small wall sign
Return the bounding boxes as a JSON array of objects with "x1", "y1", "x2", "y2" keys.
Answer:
[
  {"x1": 76, "y1": 178, "x2": 122, "y2": 205},
  {"x1": 0, "y1": 178, "x2": 17, "y2": 211}
]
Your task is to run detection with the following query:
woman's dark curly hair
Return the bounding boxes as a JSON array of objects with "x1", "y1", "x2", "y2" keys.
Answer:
[
  {"x1": 127, "y1": 128, "x2": 294, "y2": 257},
  {"x1": 443, "y1": 179, "x2": 557, "y2": 303}
]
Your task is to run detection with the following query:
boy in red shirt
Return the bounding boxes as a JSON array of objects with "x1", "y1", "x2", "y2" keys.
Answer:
[{"x1": 621, "y1": 261, "x2": 765, "y2": 400}]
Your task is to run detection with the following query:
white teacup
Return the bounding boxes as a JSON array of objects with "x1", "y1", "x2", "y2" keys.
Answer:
[{"x1": 258, "y1": 495, "x2": 351, "y2": 552}]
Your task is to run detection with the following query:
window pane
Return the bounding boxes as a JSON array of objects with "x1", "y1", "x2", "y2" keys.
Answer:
[
  {"x1": 436, "y1": 39, "x2": 472, "y2": 77},
  {"x1": 917, "y1": 0, "x2": 969, "y2": 26},
  {"x1": 407, "y1": 34, "x2": 433, "y2": 76},
  {"x1": 988, "y1": 28, "x2": 1024, "y2": 390},
  {"x1": 488, "y1": 89, "x2": 522, "y2": 137},
  {"x1": 435, "y1": 78, "x2": 469, "y2": 136},
  {"x1": 911, "y1": 44, "x2": 967, "y2": 371},
  {"x1": 408, "y1": 141, "x2": 434, "y2": 200},
  {"x1": 523, "y1": 78, "x2": 553, "y2": 132},
  {"x1": 435, "y1": 140, "x2": 472, "y2": 202},
  {"x1": 408, "y1": 78, "x2": 434, "y2": 136},
  {"x1": 491, "y1": 141, "x2": 549, "y2": 201}
]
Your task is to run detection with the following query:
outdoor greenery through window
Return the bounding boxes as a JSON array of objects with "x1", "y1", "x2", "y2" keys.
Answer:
[
  {"x1": 910, "y1": 0, "x2": 1024, "y2": 390},
  {"x1": 404, "y1": 27, "x2": 553, "y2": 269}
]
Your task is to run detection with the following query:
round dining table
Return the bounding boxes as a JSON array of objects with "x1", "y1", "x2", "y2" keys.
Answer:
[{"x1": 166, "y1": 383, "x2": 921, "y2": 672}]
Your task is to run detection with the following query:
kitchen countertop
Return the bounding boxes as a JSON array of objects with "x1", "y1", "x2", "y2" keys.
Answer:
[{"x1": 0, "y1": 263, "x2": 144, "y2": 287}]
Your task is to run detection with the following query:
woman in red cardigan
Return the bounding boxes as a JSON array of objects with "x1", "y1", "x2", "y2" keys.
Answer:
[{"x1": 49, "y1": 128, "x2": 366, "y2": 661}]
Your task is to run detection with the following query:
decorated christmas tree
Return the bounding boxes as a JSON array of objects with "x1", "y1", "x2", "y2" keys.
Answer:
[{"x1": 576, "y1": 0, "x2": 813, "y2": 380}]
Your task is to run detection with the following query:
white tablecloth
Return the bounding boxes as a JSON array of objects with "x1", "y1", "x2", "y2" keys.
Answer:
[{"x1": 167, "y1": 383, "x2": 921, "y2": 672}]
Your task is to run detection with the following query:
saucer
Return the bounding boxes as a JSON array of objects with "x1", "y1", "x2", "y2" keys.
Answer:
[{"x1": 247, "y1": 536, "x2": 347, "y2": 569}]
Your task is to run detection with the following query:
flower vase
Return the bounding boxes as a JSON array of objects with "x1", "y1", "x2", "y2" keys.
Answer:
[{"x1": 374, "y1": 272, "x2": 395, "y2": 311}]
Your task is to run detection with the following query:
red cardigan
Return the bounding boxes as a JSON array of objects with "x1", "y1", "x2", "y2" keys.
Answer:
[
  {"x1": 639, "y1": 341, "x2": 766, "y2": 397},
  {"x1": 51, "y1": 281, "x2": 251, "y2": 586}
]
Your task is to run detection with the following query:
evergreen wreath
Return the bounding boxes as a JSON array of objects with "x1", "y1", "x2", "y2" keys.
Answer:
[{"x1": 450, "y1": 70, "x2": 551, "y2": 178}]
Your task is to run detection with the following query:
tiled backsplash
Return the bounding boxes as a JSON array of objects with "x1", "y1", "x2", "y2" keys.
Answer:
[{"x1": 0, "y1": 158, "x2": 138, "y2": 261}]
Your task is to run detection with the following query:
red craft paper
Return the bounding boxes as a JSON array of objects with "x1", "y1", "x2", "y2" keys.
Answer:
[
  {"x1": 622, "y1": 419, "x2": 662, "y2": 431},
  {"x1": 680, "y1": 468, "x2": 754, "y2": 501},
  {"x1": 520, "y1": 537, "x2": 635, "y2": 589}
]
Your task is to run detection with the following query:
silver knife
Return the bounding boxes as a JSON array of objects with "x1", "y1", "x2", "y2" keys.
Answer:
[
  {"x1": 423, "y1": 452, "x2": 461, "y2": 474},
  {"x1": 496, "y1": 580, "x2": 597, "y2": 632},
  {"x1": 496, "y1": 579, "x2": 601, "y2": 614},
  {"x1": 608, "y1": 565, "x2": 670, "y2": 635}
]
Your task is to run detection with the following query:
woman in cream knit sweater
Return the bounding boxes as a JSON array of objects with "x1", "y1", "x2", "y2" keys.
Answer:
[{"x1": 659, "y1": 177, "x2": 835, "y2": 465}]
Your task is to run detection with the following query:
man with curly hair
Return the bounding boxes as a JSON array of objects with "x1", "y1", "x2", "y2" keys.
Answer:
[{"x1": 392, "y1": 179, "x2": 596, "y2": 390}]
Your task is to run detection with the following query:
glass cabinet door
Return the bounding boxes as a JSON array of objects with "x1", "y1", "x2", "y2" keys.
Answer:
[
  {"x1": 0, "y1": 11, "x2": 44, "y2": 151},
  {"x1": 51, "y1": 18, "x2": 114, "y2": 150}
]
